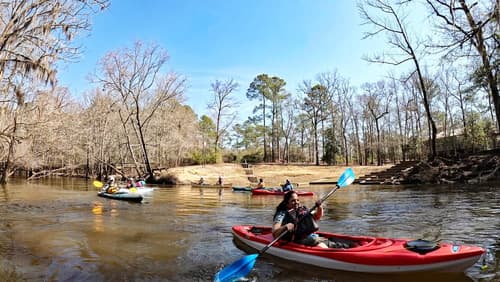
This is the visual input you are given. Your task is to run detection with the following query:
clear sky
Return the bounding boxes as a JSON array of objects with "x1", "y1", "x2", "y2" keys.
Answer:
[{"x1": 57, "y1": 0, "x2": 403, "y2": 121}]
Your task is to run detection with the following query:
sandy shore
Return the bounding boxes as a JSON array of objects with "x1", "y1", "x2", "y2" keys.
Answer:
[{"x1": 167, "y1": 163, "x2": 392, "y2": 186}]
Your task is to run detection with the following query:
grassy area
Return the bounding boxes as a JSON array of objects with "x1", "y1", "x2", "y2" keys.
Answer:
[{"x1": 167, "y1": 163, "x2": 392, "y2": 186}]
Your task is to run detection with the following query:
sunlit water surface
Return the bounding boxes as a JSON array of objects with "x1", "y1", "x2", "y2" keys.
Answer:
[{"x1": 0, "y1": 178, "x2": 498, "y2": 282}]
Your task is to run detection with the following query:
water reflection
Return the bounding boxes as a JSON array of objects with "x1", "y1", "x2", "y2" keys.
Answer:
[
  {"x1": 0, "y1": 178, "x2": 497, "y2": 281},
  {"x1": 92, "y1": 201, "x2": 104, "y2": 232},
  {"x1": 0, "y1": 184, "x2": 9, "y2": 202}
]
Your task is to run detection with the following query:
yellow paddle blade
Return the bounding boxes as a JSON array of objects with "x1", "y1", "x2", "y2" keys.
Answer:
[{"x1": 93, "y1": 180, "x2": 104, "y2": 188}]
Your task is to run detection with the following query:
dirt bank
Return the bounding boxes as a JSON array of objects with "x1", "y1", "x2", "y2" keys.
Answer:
[
  {"x1": 166, "y1": 164, "x2": 392, "y2": 186},
  {"x1": 401, "y1": 151, "x2": 500, "y2": 184}
]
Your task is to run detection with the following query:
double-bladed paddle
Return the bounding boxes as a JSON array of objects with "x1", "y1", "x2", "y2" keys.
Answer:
[
  {"x1": 93, "y1": 180, "x2": 104, "y2": 188},
  {"x1": 213, "y1": 167, "x2": 356, "y2": 282}
]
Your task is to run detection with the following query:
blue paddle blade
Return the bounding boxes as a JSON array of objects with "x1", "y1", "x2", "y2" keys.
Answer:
[
  {"x1": 337, "y1": 168, "x2": 355, "y2": 187},
  {"x1": 213, "y1": 253, "x2": 259, "y2": 282}
]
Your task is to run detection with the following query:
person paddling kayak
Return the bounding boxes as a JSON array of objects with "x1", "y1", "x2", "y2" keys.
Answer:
[
  {"x1": 272, "y1": 191, "x2": 328, "y2": 248},
  {"x1": 281, "y1": 179, "x2": 293, "y2": 192},
  {"x1": 254, "y1": 178, "x2": 265, "y2": 189}
]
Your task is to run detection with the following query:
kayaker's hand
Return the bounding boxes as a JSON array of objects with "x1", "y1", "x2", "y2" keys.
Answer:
[
  {"x1": 315, "y1": 200, "x2": 322, "y2": 208},
  {"x1": 285, "y1": 223, "x2": 294, "y2": 232}
]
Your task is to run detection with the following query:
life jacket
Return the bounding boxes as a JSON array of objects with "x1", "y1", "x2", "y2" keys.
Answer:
[
  {"x1": 281, "y1": 206, "x2": 319, "y2": 241},
  {"x1": 106, "y1": 186, "x2": 118, "y2": 194}
]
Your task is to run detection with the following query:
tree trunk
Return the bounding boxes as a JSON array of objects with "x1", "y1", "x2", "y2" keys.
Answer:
[
  {"x1": 262, "y1": 96, "x2": 267, "y2": 162},
  {"x1": 459, "y1": 0, "x2": 500, "y2": 131}
]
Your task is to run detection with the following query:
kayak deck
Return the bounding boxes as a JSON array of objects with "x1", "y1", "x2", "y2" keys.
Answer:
[{"x1": 232, "y1": 225, "x2": 484, "y2": 273}]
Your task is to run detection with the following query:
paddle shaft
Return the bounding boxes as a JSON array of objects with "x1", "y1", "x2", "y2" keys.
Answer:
[
  {"x1": 259, "y1": 226, "x2": 291, "y2": 254},
  {"x1": 260, "y1": 184, "x2": 341, "y2": 254}
]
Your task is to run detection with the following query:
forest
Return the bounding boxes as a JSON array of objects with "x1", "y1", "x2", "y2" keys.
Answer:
[{"x1": 0, "y1": 0, "x2": 497, "y2": 183}]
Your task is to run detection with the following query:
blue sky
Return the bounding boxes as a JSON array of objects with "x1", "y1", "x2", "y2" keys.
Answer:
[{"x1": 58, "y1": 0, "x2": 404, "y2": 120}]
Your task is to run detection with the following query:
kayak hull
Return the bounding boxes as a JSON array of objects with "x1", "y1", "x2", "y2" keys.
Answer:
[
  {"x1": 97, "y1": 191, "x2": 143, "y2": 203},
  {"x1": 251, "y1": 189, "x2": 314, "y2": 196},
  {"x1": 232, "y1": 186, "x2": 254, "y2": 192},
  {"x1": 232, "y1": 225, "x2": 484, "y2": 273}
]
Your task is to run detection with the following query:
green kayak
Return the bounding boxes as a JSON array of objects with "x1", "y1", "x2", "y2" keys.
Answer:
[{"x1": 97, "y1": 191, "x2": 143, "y2": 203}]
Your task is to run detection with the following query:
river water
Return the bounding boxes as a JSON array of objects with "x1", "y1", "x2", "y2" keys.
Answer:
[{"x1": 0, "y1": 178, "x2": 498, "y2": 282}]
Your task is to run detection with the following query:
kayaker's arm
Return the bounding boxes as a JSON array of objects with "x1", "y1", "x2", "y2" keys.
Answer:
[{"x1": 272, "y1": 222, "x2": 294, "y2": 238}]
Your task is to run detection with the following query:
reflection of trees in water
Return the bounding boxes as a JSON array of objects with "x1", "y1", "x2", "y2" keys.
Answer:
[
  {"x1": 0, "y1": 185, "x2": 23, "y2": 279},
  {"x1": 1, "y1": 184, "x2": 9, "y2": 202},
  {"x1": 92, "y1": 201, "x2": 104, "y2": 233}
]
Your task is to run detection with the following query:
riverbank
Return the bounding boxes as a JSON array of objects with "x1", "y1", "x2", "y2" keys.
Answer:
[
  {"x1": 400, "y1": 150, "x2": 500, "y2": 184},
  {"x1": 165, "y1": 164, "x2": 392, "y2": 186}
]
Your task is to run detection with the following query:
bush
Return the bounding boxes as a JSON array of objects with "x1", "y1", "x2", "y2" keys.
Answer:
[
  {"x1": 150, "y1": 173, "x2": 180, "y2": 185},
  {"x1": 223, "y1": 152, "x2": 238, "y2": 163},
  {"x1": 241, "y1": 152, "x2": 263, "y2": 163},
  {"x1": 190, "y1": 150, "x2": 216, "y2": 165}
]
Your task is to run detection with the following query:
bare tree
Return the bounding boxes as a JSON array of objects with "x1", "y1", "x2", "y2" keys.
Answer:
[
  {"x1": 0, "y1": 0, "x2": 108, "y2": 183},
  {"x1": 337, "y1": 78, "x2": 354, "y2": 166},
  {"x1": 300, "y1": 82, "x2": 330, "y2": 165},
  {"x1": 208, "y1": 78, "x2": 239, "y2": 162},
  {"x1": 424, "y1": 0, "x2": 499, "y2": 131},
  {"x1": 317, "y1": 71, "x2": 340, "y2": 164},
  {"x1": 280, "y1": 97, "x2": 299, "y2": 163},
  {"x1": 95, "y1": 41, "x2": 186, "y2": 179},
  {"x1": 359, "y1": 0, "x2": 438, "y2": 159},
  {"x1": 361, "y1": 81, "x2": 391, "y2": 165},
  {"x1": 0, "y1": 0, "x2": 108, "y2": 84},
  {"x1": 82, "y1": 88, "x2": 124, "y2": 178}
]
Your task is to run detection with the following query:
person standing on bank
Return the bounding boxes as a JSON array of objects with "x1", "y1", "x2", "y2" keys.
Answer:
[
  {"x1": 217, "y1": 176, "x2": 224, "y2": 185},
  {"x1": 272, "y1": 191, "x2": 328, "y2": 248}
]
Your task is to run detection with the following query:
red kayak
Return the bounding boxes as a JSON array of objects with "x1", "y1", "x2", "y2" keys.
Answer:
[
  {"x1": 251, "y1": 189, "x2": 314, "y2": 196},
  {"x1": 232, "y1": 225, "x2": 484, "y2": 273}
]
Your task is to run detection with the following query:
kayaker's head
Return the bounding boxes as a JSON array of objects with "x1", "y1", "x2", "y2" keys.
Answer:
[
  {"x1": 274, "y1": 191, "x2": 300, "y2": 219},
  {"x1": 284, "y1": 191, "x2": 300, "y2": 210}
]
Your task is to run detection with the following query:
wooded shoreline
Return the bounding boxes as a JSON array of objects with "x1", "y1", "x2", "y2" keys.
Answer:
[{"x1": 19, "y1": 148, "x2": 500, "y2": 186}]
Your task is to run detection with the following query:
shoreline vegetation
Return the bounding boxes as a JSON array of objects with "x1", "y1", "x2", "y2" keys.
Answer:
[{"x1": 23, "y1": 151, "x2": 499, "y2": 186}]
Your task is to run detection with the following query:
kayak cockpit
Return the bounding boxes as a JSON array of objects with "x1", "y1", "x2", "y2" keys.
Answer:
[{"x1": 247, "y1": 226, "x2": 392, "y2": 250}]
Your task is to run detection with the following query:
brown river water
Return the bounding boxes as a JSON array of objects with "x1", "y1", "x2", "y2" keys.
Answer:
[{"x1": 0, "y1": 177, "x2": 498, "y2": 282}]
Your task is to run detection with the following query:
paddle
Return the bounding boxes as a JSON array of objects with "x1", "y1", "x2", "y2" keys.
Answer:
[
  {"x1": 213, "y1": 167, "x2": 356, "y2": 282},
  {"x1": 93, "y1": 180, "x2": 104, "y2": 188}
]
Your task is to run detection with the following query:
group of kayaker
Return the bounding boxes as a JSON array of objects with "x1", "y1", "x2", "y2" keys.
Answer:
[
  {"x1": 253, "y1": 178, "x2": 295, "y2": 192},
  {"x1": 102, "y1": 175, "x2": 146, "y2": 193}
]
